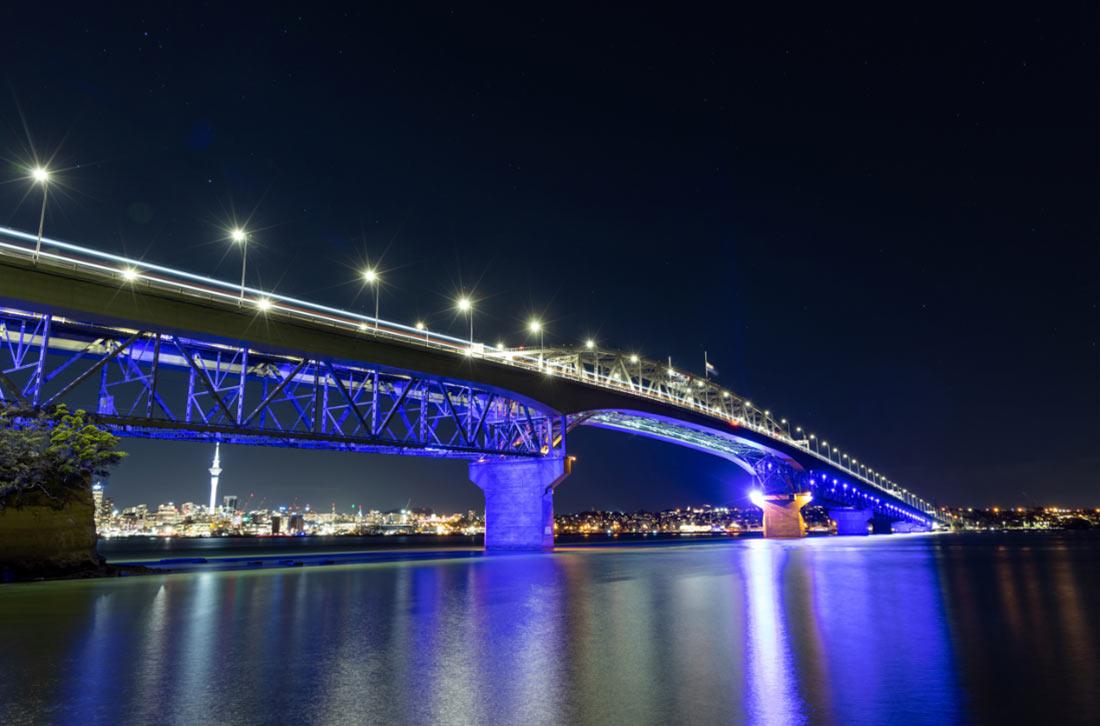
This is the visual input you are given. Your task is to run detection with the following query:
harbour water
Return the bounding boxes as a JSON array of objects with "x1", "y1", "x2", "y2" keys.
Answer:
[{"x1": 1, "y1": 532, "x2": 1097, "y2": 725}]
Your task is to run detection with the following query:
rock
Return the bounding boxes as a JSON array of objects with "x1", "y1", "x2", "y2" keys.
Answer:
[{"x1": 0, "y1": 474, "x2": 107, "y2": 582}]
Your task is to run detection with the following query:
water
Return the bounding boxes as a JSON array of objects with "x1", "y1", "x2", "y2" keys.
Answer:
[{"x1": 1, "y1": 532, "x2": 1097, "y2": 725}]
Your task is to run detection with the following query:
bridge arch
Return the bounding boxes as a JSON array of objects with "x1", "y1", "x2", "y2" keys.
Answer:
[{"x1": 569, "y1": 408, "x2": 801, "y2": 476}]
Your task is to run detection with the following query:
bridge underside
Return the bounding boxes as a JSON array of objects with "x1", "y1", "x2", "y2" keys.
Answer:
[
  {"x1": 0, "y1": 308, "x2": 564, "y2": 460},
  {"x1": 573, "y1": 409, "x2": 934, "y2": 536},
  {"x1": 574, "y1": 409, "x2": 794, "y2": 475}
]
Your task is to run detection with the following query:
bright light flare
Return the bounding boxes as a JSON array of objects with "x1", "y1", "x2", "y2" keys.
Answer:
[
  {"x1": 120, "y1": 267, "x2": 140, "y2": 282},
  {"x1": 362, "y1": 268, "x2": 379, "y2": 283},
  {"x1": 456, "y1": 296, "x2": 472, "y2": 312},
  {"x1": 230, "y1": 228, "x2": 247, "y2": 243},
  {"x1": 749, "y1": 489, "x2": 767, "y2": 508},
  {"x1": 256, "y1": 297, "x2": 273, "y2": 312},
  {"x1": 415, "y1": 321, "x2": 426, "y2": 330},
  {"x1": 528, "y1": 318, "x2": 542, "y2": 333},
  {"x1": 585, "y1": 338, "x2": 595, "y2": 349},
  {"x1": 31, "y1": 167, "x2": 50, "y2": 184}
]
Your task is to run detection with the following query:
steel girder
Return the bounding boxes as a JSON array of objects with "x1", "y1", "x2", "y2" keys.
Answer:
[
  {"x1": 492, "y1": 347, "x2": 786, "y2": 437},
  {"x1": 0, "y1": 308, "x2": 562, "y2": 459}
]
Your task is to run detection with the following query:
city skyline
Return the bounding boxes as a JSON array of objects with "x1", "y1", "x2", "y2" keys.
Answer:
[{"x1": 93, "y1": 442, "x2": 1100, "y2": 515}]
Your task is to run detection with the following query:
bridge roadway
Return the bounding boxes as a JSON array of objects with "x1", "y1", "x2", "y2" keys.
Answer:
[{"x1": 0, "y1": 227, "x2": 940, "y2": 548}]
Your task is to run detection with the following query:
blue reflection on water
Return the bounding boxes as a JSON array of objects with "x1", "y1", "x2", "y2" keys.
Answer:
[{"x1": 2, "y1": 533, "x2": 1098, "y2": 725}]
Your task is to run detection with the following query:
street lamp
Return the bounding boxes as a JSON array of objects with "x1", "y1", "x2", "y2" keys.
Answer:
[
  {"x1": 528, "y1": 318, "x2": 544, "y2": 366},
  {"x1": 456, "y1": 296, "x2": 473, "y2": 342},
  {"x1": 31, "y1": 166, "x2": 50, "y2": 263},
  {"x1": 229, "y1": 228, "x2": 248, "y2": 304},
  {"x1": 361, "y1": 267, "x2": 381, "y2": 330},
  {"x1": 584, "y1": 338, "x2": 598, "y2": 380}
]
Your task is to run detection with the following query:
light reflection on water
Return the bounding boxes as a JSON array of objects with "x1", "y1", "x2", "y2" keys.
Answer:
[{"x1": 1, "y1": 533, "x2": 1099, "y2": 725}]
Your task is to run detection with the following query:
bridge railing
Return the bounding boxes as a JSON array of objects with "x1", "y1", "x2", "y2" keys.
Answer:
[{"x1": 0, "y1": 226, "x2": 937, "y2": 517}]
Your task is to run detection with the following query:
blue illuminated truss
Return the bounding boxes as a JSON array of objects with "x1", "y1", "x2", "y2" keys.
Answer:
[{"x1": 0, "y1": 308, "x2": 564, "y2": 459}]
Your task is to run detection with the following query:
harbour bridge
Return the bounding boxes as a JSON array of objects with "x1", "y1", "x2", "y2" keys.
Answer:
[{"x1": 0, "y1": 225, "x2": 941, "y2": 549}]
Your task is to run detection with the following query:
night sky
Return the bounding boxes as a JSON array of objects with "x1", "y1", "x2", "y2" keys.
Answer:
[{"x1": 2, "y1": 6, "x2": 1096, "y2": 512}]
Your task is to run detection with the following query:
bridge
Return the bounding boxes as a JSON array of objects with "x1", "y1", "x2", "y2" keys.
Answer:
[{"x1": 0, "y1": 225, "x2": 941, "y2": 549}]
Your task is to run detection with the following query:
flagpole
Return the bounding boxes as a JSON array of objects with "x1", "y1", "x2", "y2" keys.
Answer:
[{"x1": 704, "y1": 350, "x2": 709, "y2": 381}]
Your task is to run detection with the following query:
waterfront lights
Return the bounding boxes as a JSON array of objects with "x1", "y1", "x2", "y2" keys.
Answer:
[
  {"x1": 30, "y1": 166, "x2": 51, "y2": 263},
  {"x1": 749, "y1": 489, "x2": 766, "y2": 508}
]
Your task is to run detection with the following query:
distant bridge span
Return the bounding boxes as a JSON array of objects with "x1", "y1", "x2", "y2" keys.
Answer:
[{"x1": 0, "y1": 227, "x2": 939, "y2": 548}]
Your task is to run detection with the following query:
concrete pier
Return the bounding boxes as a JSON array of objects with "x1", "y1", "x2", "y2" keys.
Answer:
[
  {"x1": 759, "y1": 492, "x2": 813, "y2": 538},
  {"x1": 469, "y1": 457, "x2": 571, "y2": 551},
  {"x1": 871, "y1": 515, "x2": 894, "y2": 535},
  {"x1": 890, "y1": 520, "x2": 931, "y2": 533},
  {"x1": 828, "y1": 507, "x2": 873, "y2": 536}
]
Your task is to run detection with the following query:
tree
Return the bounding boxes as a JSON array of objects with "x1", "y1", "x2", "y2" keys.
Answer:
[{"x1": 0, "y1": 405, "x2": 126, "y2": 507}]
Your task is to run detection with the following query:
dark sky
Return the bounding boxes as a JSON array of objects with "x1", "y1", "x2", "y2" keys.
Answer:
[{"x1": 2, "y1": 5, "x2": 1097, "y2": 511}]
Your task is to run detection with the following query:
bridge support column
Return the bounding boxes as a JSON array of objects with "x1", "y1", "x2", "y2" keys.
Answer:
[
  {"x1": 759, "y1": 492, "x2": 812, "y2": 538},
  {"x1": 871, "y1": 515, "x2": 894, "y2": 535},
  {"x1": 890, "y1": 520, "x2": 931, "y2": 533},
  {"x1": 828, "y1": 507, "x2": 873, "y2": 536},
  {"x1": 470, "y1": 457, "x2": 572, "y2": 551}
]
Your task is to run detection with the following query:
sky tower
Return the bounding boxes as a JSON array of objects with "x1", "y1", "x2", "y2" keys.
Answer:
[{"x1": 208, "y1": 442, "x2": 222, "y2": 513}]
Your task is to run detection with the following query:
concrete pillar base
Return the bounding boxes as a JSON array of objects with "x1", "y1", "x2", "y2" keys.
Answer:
[
  {"x1": 890, "y1": 520, "x2": 931, "y2": 533},
  {"x1": 469, "y1": 457, "x2": 571, "y2": 551},
  {"x1": 828, "y1": 508, "x2": 873, "y2": 536},
  {"x1": 760, "y1": 492, "x2": 812, "y2": 538},
  {"x1": 871, "y1": 515, "x2": 894, "y2": 535}
]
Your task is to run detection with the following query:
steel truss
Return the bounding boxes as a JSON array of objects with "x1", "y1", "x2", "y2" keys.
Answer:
[
  {"x1": 0, "y1": 309, "x2": 563, "y2": 459},
  {"x1": 495, "y1": 347, "x2": 784, "y2": 436}
]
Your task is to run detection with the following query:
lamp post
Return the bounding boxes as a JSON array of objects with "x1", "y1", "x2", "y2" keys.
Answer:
[
  {"x1": 415, "y1": 320, "x2": 428, "y2": 344},
  {"x1": 230, "y1": 228, "x2": 248, "y2": 305},
  {"x1": 31, "y1": 167, "x2": 50, "y2": 263},
  {"x1": 528, "y1": 319, "x2": 543, "y2": 367},
  {"x1": 362, "y1": 268, "x2": 380, "y2": 330},
  {"x1": 456, "y1": 296, "x2": 473, "y2": 343}
]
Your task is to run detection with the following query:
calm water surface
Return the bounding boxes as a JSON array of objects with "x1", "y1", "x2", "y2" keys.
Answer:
[{"x1": 1, "y1": 532, "x2": 1098, "y2": 725}]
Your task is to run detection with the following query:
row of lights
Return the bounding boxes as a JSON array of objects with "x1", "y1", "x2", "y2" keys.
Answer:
[{"x1": 23, "y1": 166, "x2": 930, "y2": 516}]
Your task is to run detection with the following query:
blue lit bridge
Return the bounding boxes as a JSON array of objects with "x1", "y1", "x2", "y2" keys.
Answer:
[{"x1": 0, "y1": 226, "x2": 942, "y2": 549}]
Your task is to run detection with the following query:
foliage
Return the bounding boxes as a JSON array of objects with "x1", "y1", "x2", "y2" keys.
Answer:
[{"x1": 0, "y1": 405, "x2": 126, "y2": 503}]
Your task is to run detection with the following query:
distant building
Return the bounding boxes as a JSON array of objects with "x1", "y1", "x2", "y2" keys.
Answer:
[
  {"x1": 288, "y1": 513, "x2": 305, "y2": 534},
  {"x1": 208, "y1": 443, "x2": 223, "y2": 513},
  {"x1": 91, "y1": 482, "x2": 113, "y2": 532},
  {"x1": 223, "y1": 495, "x2": 239, "y2": 513}
]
